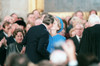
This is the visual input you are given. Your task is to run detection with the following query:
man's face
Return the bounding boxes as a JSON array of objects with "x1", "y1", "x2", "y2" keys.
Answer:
[
  {"x1": 76, "y1": 12, "x2": 83, "y2": 19},
  {"x1": 4, "y1": 24, "x2": 11, "y2": 34},
  {"x1": 34, "y1": 11, "x2": 40, "y2": 18},
  {"x1": 27, "y1": 14, "x2": 35, "y2": 23},
  {"x1": 75, "y1": 24, "x2": 84, "y2": 37},
  {"x1": 10, "y1": 23, "x2": 19, "y2": 34},
  {"x1": 12, "y1": 14, "x2": 18, "y2": 22}
]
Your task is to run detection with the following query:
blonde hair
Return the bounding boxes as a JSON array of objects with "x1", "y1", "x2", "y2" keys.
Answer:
[
  {"x1": 69, "y1": 28, "x2": 76, "y2": 37},
  {"x1": 73, "y1": 22, "x2": 83, "y2": 28},
  {"x1": 71, "y1": 17, "x2": 83, "y2": 26},
  {"x1": 54, "y1": 17, "x2": 61, "y2": 31}
]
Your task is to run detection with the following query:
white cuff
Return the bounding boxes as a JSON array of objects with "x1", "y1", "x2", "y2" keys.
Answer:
[{"x1": 68, "y1": 60, "x2": 78, "y2": 66}]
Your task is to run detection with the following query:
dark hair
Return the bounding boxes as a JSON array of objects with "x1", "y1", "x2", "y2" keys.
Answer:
[
  {"x1": 15, "y1": 20, "x2": 26, "y2": 28},
  {"x1": 68, "y1": 17, "x2": 72, "y2": 25},
  {"x1": 89, "y1": 10, "x2": 97, "y2": 15},
  {"x1": 18, "y1": 17, "x2": 24, "y2": 21},
  {"x1": 3, "y1": 21, "x2": 10, "y2": 28},
  {"x1": 77, "y1": 54, "x2": 99, "y2": 66},
  {"x1": 13, "y1": 28, "x2": 25, "y2": 38},
  {"x1": 43, "y1": 14, "x2": 54, "y2": 25},
  {"x1": 62, "y1": 19, "x2": 67, "y2": 29}
]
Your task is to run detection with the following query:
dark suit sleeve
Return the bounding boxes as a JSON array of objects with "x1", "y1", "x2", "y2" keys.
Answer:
[
  {"x1": 6, "y1": 36, "x2": 15, "y2": 45},
  {"x1": 7, "y1": 44, "x2": 16, "y2": 55},
  {"x1": 79, "y1": 29, "x2": 90, "y2": 54},
  {"x1": 37, "y1": 33, "x2": 50, "y2": 59}
]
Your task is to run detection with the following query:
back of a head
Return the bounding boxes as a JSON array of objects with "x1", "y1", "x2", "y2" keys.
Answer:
[
  {"x1": 15, "y1": 20, "x2": 26, "y2": 28},
  {"x1": 11, "y1": 54, "x2": 29, "y2": 66},
  {"x1": 88, "y1": 14, "x2": 100, "y2": 26},
  {"x1": 5, "y1": 53, "x2": 30, "y2": 66},
  {"x1": 43, "y1": 14, "x2": 54, "y2": 25},
  {"x1": 50, "y1": 50, "x2": 67, "y2": 65},
  {"x1": 77, "y1": 54, "x2": 99, "y2": 66}
]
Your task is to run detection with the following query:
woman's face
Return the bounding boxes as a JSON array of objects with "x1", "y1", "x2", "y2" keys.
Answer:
[
  {"x1": 51, "y1": 20, "x2": 59, "y2": 30},
  {"x1": 76, "y1": 12, "x2": 83, "y2": 19},
  {"x1": 90, "y1": 11, "x2": 97, "y2": 15},
  {"x1": 15, "y1": 32, "x2": 23, "y2": 43}
]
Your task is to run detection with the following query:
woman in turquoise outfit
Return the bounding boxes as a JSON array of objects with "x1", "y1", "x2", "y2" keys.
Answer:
[{"x1": 47, "y1": 17, "x2": 66, "y2": 53}]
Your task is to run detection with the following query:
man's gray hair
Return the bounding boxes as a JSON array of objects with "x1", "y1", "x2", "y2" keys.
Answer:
[{"x1": 88, "y1": 14, "x2": 100, "y2": 25}]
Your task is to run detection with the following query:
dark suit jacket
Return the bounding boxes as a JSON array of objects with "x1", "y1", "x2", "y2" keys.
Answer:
[
  {"x1": 0, "y1": 31, "x2": 15, "y2": 45},
  {"x1": 7, "y1": 42, "x2": 23, "y2": 56},
  {"x1": 7, "y1": 36, "x2": 15, "y2": 45},
  {"x1": 0, "y1": 31, "x2": 7, "y2": 65},
  {"x1": 70, "y1": 36, "x2": 80, "y2": 54},
  {"x1": 22, "y1": 24, "x2": 50, "y2": 63},
  {"x1": 0, "y1": 31, "x2": 7, "y2": 40},
  {"x1": 79, "y1": 24, "x2": 100, "y2": 61},
  {"x1": 0, "y1": 31, "x2": 15, "y2": 65}
]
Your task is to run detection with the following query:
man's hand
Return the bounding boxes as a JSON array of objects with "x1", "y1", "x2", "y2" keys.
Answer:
[
  {"x1": 20, "y1": 46, "x2": 26, "y2": 54},
  {"x1": 62, "y1": 39, "x2": 76, "y2": 61}
]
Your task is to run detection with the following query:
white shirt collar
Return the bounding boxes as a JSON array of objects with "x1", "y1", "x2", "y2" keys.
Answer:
[
  {"x1": 3, "y1": 31, "x2": 8, "y2": 37},
  {"x1": 14, "y1": 38, "x2": 16, "y2": 42},
  {"x1": 76, "y1": 35, "x2": 80, "y2": 42}
]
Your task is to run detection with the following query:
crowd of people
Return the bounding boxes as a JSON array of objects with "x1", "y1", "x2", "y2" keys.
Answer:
[{"x1": 0, "y1": 9, "x2": 100, "y2": 66}]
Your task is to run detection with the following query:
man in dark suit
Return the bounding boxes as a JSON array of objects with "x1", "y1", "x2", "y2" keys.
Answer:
[
  {"x1": 0, "y1": 21, "x2": 11, "y2": 66},
  {"x1": 79, "y1": 14, "x2": 100, "y2": 62},
  {"x1": 70, "y1": 23, "x2": 84, "y2": 54},
  {"x1": 0, "y1": 22, "x2": 15, "y2": 45},
  {"x1": 0, "y1": 22, "x2": 11, "y2": 40},
  {"x1": 22, "y1": 14, "x2": 54, "y2": 63},
  {"x1": 70, "y1": 36, "x2": 80, "y2": 54}
]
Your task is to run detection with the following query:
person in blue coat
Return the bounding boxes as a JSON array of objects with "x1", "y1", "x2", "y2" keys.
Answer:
[{"x1": 47, "y1": 17, "x2": 66, "y2": 53}]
